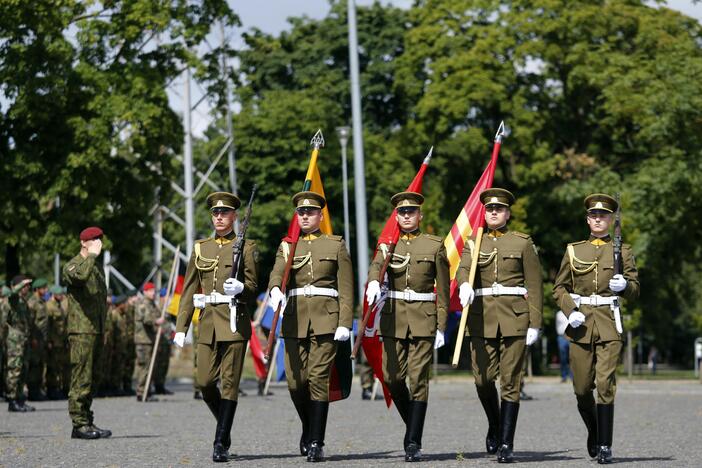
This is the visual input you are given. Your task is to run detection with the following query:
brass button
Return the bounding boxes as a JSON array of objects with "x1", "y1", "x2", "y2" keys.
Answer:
[
  {"x1": 406, "y1": 241, "x2": 410, "y2": 245},
  {"x1": 308, "y1": 241, "x2": 312, "y2": 245}
]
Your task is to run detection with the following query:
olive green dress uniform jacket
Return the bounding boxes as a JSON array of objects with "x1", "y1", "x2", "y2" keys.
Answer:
[
  {"x1": 176, "y1": 232, "x2": 259, "y2": 345},
  {"x1": 456, "y1": 228, "x2": 543, "y2": 337},
  {"x1": 368, "y1": 232, "x2": 450, "y2": 338},
  {"x1": 553, "y1": 236, "x2": 639, "y2": 343},
  {"x1": 268, "y1": 233, "x2": 353, "y2": 338},
  {"x1": 63, "y1": 253, "x2": 108, "y2": 335}
]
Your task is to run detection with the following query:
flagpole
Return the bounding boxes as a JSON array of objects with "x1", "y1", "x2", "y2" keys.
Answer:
[{"x1": 451, "y1": 228, "x2": 483, "y2": 367}]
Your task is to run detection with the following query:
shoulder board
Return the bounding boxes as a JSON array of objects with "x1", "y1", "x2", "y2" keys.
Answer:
[
  {"x1": 324, "y1": 234, "x2": 343, "y2": 241},
  {"x1": 422, "y1": 234, "x2": 443, "y2": 243},
  {"x1": 511, "y1": 231, "x2": 531, "y2": 239},
  {"x1": 568, "y1": 240, "x2": 587, "y2": 246},
  {"x1": 195, "y1": 238, "x2": 211, "y2": 244}
]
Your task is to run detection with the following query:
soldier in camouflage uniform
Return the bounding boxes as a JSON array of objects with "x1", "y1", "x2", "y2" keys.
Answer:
[
  {"x1": 134, "y1": 283, "x2": 163, "y2": 401},
  {"x1": 366, "y1": 191, "x2": 450, "y2": 462},
  {"x1": 175, "y1": 191, "x2": 259, "y2": 463},
  {"x1": 26, "y1": 278, "x2": 49, "y2": 401},
  {"x1": 46, "y1": 285, "x2": 70, "y2": 400},
  {"x1": 121, "y1": 290, "x2": 137, "y2": 395},
  {"x1": 1, "y1": 283, "x2": 9, "y2": 400},
  {"x1": 456, "y1": 188, "x2": 543, "y2": 463},
  {"x1": 5, "y1": 275, "x2": 35, "y2": 412},
  {"x1": 63, "y1": 226, "x2": 111, "y2": 439}
]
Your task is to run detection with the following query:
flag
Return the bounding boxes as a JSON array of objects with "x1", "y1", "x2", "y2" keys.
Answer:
[
  {"x1": 166, "y1": 275, "x2": 184, "y2": 317},
  {"x1": 444, "y1": 123, "x2": 505, "y2": 314},
  {"x1": 249, "y1": 321, "x2": 267, "y2": 380},
  {"x1": 360, "y1": 148, "x2": 433, "y2": 407},
  {"x1": 278, "y1": 130, "x2": 352, "y2": 401}
]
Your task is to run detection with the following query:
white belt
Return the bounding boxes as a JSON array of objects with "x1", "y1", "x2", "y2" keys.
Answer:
[
  {"x1": 193, "y1": 292, "x2": 239, "y2": 334},
  {"x1": 287, "y1": 285, "x2": 339, "y2": 298},
  {"x1": 569, "y1": 293, "x2": 622, "y2": 334},
  {"x1": 388, "y1": 289, "x2": 436, "y2": 302},
  {"x1": 476, "y1": 283, "x2": 527, "y2": 297}
]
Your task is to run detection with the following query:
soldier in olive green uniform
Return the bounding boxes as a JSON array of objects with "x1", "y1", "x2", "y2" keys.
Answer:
[
  {"x1": 46, "y1": 285, "x2": 70, "y2": 399},
  {"x1": 5, "y1": 276, "x2": 35, "y2": 412},
  {"x1": 63, "y1": 226, "x2": 111, "y2": 439},
  {"x1": 122, "y1": 291, "x2": 137, "y2": 395},
  {"x1": 553, "y1": 194, "x2": 639, "y2": 464},
  {"x1": 26, "y1": 278, "x2": 49, "y2": 401},
  {"x1": 456, "y1": 188, "x2": 543, "y2": 463},
  {"x1": 268, "y1": 191, "x2": 353, "y2": 462},
  {"x1": 366, "y1": 191, "x2": 450, "y2": 462},
  {"x1": 174, "y1": 191, "x2": 259, "y2": 463},
  {"x1": 134, "y1": 283, "x2": 162, "y2": 401}
]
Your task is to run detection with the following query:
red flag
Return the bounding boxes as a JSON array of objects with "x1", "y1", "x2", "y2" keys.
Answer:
[
  {"x1": 361, "y1": 148, "x2": 433, "y2": 407},
  {"x1": 443, "y1": 123, "x2": 504, "y2": 312},
  {"x1": 249, "y1": 321, "x2": 267, "y2": 380}
]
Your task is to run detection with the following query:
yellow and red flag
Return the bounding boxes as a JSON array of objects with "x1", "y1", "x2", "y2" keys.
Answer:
[
  {"x1": 444, "y1": 122, "x2": 505, "y2": 312},
  {"x1": 360, "y1": 148, "x2": 434, "y2": 407}
]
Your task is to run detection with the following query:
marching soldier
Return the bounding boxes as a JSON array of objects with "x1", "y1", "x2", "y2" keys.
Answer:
[
  {"x1": 456, "y1": 188, "x2": 543, "y2": 463},
  {"x1": 267, "y1": 191, "x2": 353, "y2": 462},
  {"x1": 365, "y1": 191, "x2": 450, "y2": 462},
  {"x1": 46, "y1": 285, "x2": 70, "y2": 399},
  {"x1": 63, "y1": 226, "x2": 111, "y2": 439},
  {"x1": 27, "y1": 278, "x2": 49, "y2": 401},
  {"x1": 174, "y1": 191, "x2": 259, "y2": 462},
  {"x1": 134, "y1": 282, "x2": 162, "y2": 401},
  {"x1": 553, "y1": 194, "x2": 639, "y2": 464},
  {"x1": 5, "y1": 276, "x2": 35, "y2": 412}
]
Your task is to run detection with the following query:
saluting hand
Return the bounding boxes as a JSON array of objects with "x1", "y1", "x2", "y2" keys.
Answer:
[{"x1": 87, "y1": 238, "x2": 102, "y2": 256}]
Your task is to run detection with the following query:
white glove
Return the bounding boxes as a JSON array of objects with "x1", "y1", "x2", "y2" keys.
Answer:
[
  {"x1": 459, "y1": 282, "x2": 475, "y2": 307},
  {"x1": 174, "y1": 332, "x2": 186, "y2": 348},
  {"x1": 434, "y1": 330, "x2": 445, "y2": 349},
  {"x1": 568, "y1": 311, "x2": 586, "y2": 328},
  {"x1": 609, "y1": 274, "x2": 627, "y2": 293},
  {"x1": 366, "y1": 280, "x2": 381, "y2": 305},
  {"x1": 193, "y1": 293, "x2": 206, "y2": 309},
  {"x1": 223, "y1": 278, "x2": 244, "y2": 296},
  {"x1": 525, "y1": 328, "x2": 540, "y2": 346},
  {"x1": 334, "y1": 326, "x2": 350, "y2": 342},
  {"x1": 269, "y1": 287, "x2": 286, "y2": 315}
]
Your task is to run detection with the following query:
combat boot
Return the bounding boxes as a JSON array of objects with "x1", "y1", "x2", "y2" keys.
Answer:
[
  {"x1": 404, "y1": 401, "x2": 427, "y2": 462},
  {"x1": 497, "y1": 400, "x2": 519, "y2": 463},
  {"x1": 597, "y1": 404, "x2": 614, "y2": 464},
  {"x1": 71, "y1": 425, "x2": 100, "y2": 439},
  {"x1": 576, "y1": 396, "x2": 598, "y2": 458},
  {"x1": 8, "y1": 400, "x2": 28, "y2": 412},
  {"x1": 212, "y1": 399, "x2": 236, "y2": 462},
  {"x1": 477, "y1": 385, "x2": 500, "y2": 454},
  {"x1": 89, "y1": 424, "x2": 112, "y2": 438},
  {"x1": 307, "y1": 400, "x2": 329, "y2": 462},
  {"x1": 154, "y1": 384, "x2": 174, "y2": 395}
]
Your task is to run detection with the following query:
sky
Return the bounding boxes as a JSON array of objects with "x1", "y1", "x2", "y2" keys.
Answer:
[{"x1": 176, "y1": 0, "x2": 702, "y2": 137}]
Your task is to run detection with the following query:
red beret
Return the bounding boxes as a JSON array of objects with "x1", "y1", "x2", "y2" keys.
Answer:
[
  {"x1": 79, "y1": 226, "x2": 103, "y2": 241},
  {"x1": 142, "y1": 282, "x2": 155, "y2": 291}
]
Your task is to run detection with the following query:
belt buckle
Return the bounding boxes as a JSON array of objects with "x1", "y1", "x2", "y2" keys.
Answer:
[
  {"x1": 303, "y1": 285, "x2": 312, "y2": 297},
  {"x1": 491, "y1": 283, "x2": 499, "y2": 296},
  {"x1": 589, "y1": 293, "x2": 598, "y2": 306},
  {"x1": 403, "y1": 289, "x2": 411, "y2": 302}
]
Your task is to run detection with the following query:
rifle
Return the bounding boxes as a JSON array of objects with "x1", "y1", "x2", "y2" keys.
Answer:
[
  {"x1": 351, "y1": 241, "x2": 396, "y2": 359},
  {"x1": 613, "y1": 193, "x2": 623, "y2": 275},
  {"x1": 231, "y1": 185, "x2": 258, "y2": 281}
]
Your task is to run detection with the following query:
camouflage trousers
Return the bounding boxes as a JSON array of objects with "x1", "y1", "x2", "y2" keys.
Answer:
[
  {"x1": 135, "y1": 344, "x2": 154, "y2": 396},
  {"x1": 5, "y1": 328, "x2": 28, "y2": 400},
  {"x1": 68, "y1": 334, "x2": 102, "y2": 428},
  {"x1": 27, "y1": 339, "x2": 46, "y2": 395},
  {"x1": 46, "y1": 340, "x2": 70, "y2": 393},
  {"x1": 123, "y1": 340, "x2": 136, "y2": 389},
  {"x1": 154, "y1": 338, "x2": 170, "y2": 387}
]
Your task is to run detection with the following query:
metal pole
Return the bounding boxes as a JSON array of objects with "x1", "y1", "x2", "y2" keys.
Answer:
[
  {"x1": 347, "y1": 0, "x2": 369, "y2": 303},
  {"x1": 54, "y1": 253, "x2": 60, "y2": 286},
  {"x1": 154, "y1": 190, "x2": 163, "y2": 293},
  {"x1": 220, "y1": 22, "x2": 238, "y2": 197},
  {"x1": 336, "y1": 126, "x2": 352, "y2": 253},
  {"x1": 184, "y1": 66, "x2": 195, "y2": 257}
]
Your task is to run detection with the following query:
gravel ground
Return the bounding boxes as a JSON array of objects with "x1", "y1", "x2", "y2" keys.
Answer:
[{"x1": 1, "y1": 377, "x2": 700, "y2": 467}]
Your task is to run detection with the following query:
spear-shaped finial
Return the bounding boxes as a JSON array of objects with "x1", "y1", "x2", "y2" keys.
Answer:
[
  {"x1": 423, "y1": 146, "x2": 434, "y2": 165},
  {"x1": 494, "y1": 120, "x2": 506, "y2": 143},
  {"x1": 310, "y1": 129, "x2": 325, "y2": 149}
]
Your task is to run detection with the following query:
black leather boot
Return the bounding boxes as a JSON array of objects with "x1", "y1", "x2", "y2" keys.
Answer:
[
  {"x1": 8, "y1": 399, "x2": 30, "y2": 412},
  {"x1": 477, "y1": 385, "x2": 500, "y2": 454},
  {"x1": 71, "y1": 425, "x2": 100, "y2": 439},
  {"x1": 394, "y1": 398, "x2": 410, "y2": 450},
  {"x1": 204, "y1": 390, "x2": 231, "y2": 451},
  {"x1": 212, "y1": 399, "x2": 236, "y2": 462},
  {"x1": 577, "y1": 395, "x2": 598, "y2": 458},
  {"x1": 89, "y1": 424, "x2": 112, "y2": 438},
  {"x1": 497, "y1": 401, "x2": 519, "y2": 463},
  {"x1": 290, "y1": 392, "x2": 310, "y2": 456},
  {"x1": 404, "y1": 400, "x2": 427, "y2": 462},
  {"x1": 307, "y1": 400, "x2": 329, "y2": 462},
  {"x1": 597, "y1": 404, "x2": 614, "y2": 464}
]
